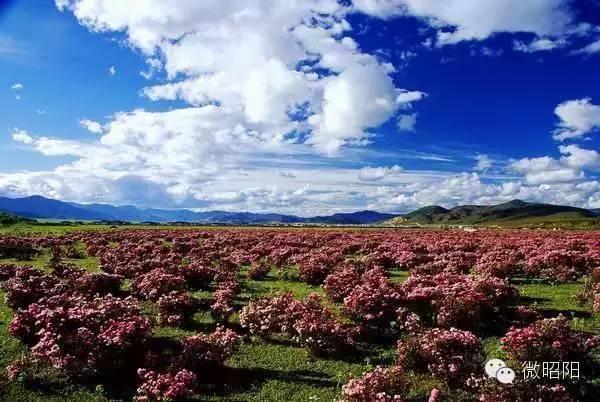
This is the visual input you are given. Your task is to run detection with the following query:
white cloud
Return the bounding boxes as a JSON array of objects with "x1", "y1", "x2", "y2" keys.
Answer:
[
  {"x1": 108, "y1": 66, "x2": 116, "y2": 76},
  {"x1": 11, "y1": 83, "x2": 23, "y2": 90},
  {"x1": 352, "y1": 0, "x2": 573, "y2": 45},
  {"x1": 79, "y1": 119, "x2": 104, "y2": 134},
  {"x1": 513, "y1": 37, "x2": 567, "y2": 53},
  {"x1": 358, "y1": 165, "x2": 402, "y2": 181},
  {"x1": 559, "y1": 144, "x2": 600, "y2": 170},
  {"x1": 572, "y1": 39, "x2": 600, "y2": 55},
  {"x1": 56, "y1": 0, "x2": 426, "y2": 159},
  {"x1": 553, "y1": 98, "x2": 600, "y2": 141},
  {"x1": 11, "y1": 129, "x2": 34, "y2": 144},
  {"x1": 397, "y1": 113, "x2": 417, "y2": 132},
  {"x1": 474, "y1": 154, "x2": 492, "y2": 171},
  {"x1": 510, "y1": 155, "x2": 584, "y2": 185}
]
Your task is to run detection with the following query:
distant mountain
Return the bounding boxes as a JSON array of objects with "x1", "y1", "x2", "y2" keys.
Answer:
[
  {"x1": 591, "y1": 209, "x2": 600, "y2": 216},
  {"x1": 305, "y1": 210, "x2": 399, "y2": 225},
  {"x1": 0, "y1": 196, "x2": 110, "y2": 220},
  {"x1": 387, "y1": 199, "x2": 598, "y2": 226},
  {"x1": 0, "y1": 195, "x2": 395, "y2": 225}
]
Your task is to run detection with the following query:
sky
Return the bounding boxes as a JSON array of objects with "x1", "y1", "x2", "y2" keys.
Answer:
[{"x1": 0, "y1": 0, "x2": 600, "y2": 215}]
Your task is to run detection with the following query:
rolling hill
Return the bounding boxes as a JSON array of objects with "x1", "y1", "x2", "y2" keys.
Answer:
[{"x1": 386, "y1": 199, "x2": 598, "y2": 226}]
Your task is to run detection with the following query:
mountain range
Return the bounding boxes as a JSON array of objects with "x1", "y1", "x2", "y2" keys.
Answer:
[
  {"x1": 0, "y1": 195, "x2": 598, "y2": 226},
  {"x1": 0, "y1": 196, "x2": 397, "y2": 224}
]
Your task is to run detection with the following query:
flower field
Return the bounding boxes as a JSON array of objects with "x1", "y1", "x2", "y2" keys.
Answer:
[{"x1": 0, "y1": 227, "x2": 599, "y2": 401}]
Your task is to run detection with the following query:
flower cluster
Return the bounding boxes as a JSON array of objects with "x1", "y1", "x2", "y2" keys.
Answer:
[
  {"x1": 248, "y1": 259, "x2": 271, "y2": 281},
  {"x1": 241, "y1": 292, "x2": 357, "y2": 355},
  {"x1": 502, "y1": 315, "x2": 598, "y2": 365},
  {"x1": 157, "y1": 292, "x2": 198, "y2": 326},
  {"x1": 9, "y1": 293, "x2": 150, "y2": 377},
  {"x1": 180, "y1": 327, "x2": 240, "y2": 370},
  {"x1": 135, "y1": 368, "x2": 197, "y2": 402},
  {"x1": 397, "y1": 328, "x2": 483, "y2": 384},
  {"x1": 401, "y1": 273, "x2": 517, "y2": 329},
  {"x1": 341, "y1": 366, "x2": 407, "y2": 402},
  {"x1": 323, "y1": 264, "x2": 360, "y2": 302},
  {"x1": 131, "y1": 269, "x2": 186, "y2": 301},
  {"x1": 343, "y1": 268, "x2": 404, "y2": 330}
]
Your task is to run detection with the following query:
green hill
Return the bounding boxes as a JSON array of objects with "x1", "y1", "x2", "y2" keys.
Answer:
[{"x1": 386, "y1": 200, "x2": 599, "y2": 228}]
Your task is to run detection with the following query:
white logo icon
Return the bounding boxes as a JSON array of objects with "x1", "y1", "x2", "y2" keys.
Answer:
[
  {"x1": 485, "y1": 359, "x2": 506, "y2": 378},
  {"x1": 485, "y1": 359, "x2": 515, "y2": 384},
  {"x1": 496, "y1": 367, "x2": 516, "y2": 384}
]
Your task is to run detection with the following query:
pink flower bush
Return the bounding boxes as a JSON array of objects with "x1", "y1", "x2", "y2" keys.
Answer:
[
  {"x1": 297, "y1": 252, "x2": 343, "y2": 285},
  {"x1": 157, "y1": 292, "x2": 198, "y2": 327},
  {"x1": 135, "y1": 368, "x2": 197, "y2": 401},
  {"x1": 323, "y1": 265, "x2": 360, "y2": 302},
  {"x1": 131, "y1": 269, "x2": 186, "y2": 301},
  {"x1": 248, "y1": 260, "x2": 271, "y2": 280},
  {"x1": 401, "y1": 273, "x2": 518, "y2": 329},
  {"x1": 502, "y1": 315, "x2": 598, "y2": 365},
  {"x1": 292, "y1": 294, "x2": 359, "y2": 356},
  {"x1": 341, "y1": 365, "x2": 407, "y2": 402},
  {"x1": 343, "y1": 268, "x2": 404, "y2": 330},
  {"x1": 240, "y1": 292, "x2": 301, "y2": 336},
  {"x1": 397, "y1": 327, "x2": 483, "y2": 384},
  {"x1": 180, "y1": 327, "x2": 239, "y2": 370},
  {"x1": 468, "y1": 376, "x2": 574, "y2": 402},
  {"x1": 9, "y1": 294, "x2": 150, "y2": 377}
]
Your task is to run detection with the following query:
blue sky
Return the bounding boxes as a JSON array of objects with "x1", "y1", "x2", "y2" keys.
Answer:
[{"x1": 0, "y1": 0, "x2": 600, "y2": 214}]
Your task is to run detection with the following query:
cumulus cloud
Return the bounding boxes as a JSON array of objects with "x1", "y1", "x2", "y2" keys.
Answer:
[
  {"x1": 56, "y1": 0, "x2": 425, "y2": 159},
  {"x1": 108, "y1": 66, "x2": 116, "y2": 76},
  {"x1": 353, "y1": 0, "x2": 573, "y2": 45},
  {"x1": 513, "y1": 37, "x2": 567, "y2": 53},
  {"x1": 79, "y1": 119, "x2": 103, "y2": 134},
  {"x1": 11, "y1": 83, "x2": 23, "y2": 90},
  {"x1": 510, "y1": 155, "x2": 583, "y2": 185},
  {"x1": 553, "y1": 98, "x2": 600, "y2": 141},
  {"x1": 11, "y1": 129, "x2": 33, "y2": 144},
  {"x1": 358, "y1": 165, "x2": 402, "y2": 181},
  {"x1": 572, "y1": 39, "x2": 600, "y2": 55},
  {"x1": 474, "y1": 154, "x2": 492, "y2": 171}
]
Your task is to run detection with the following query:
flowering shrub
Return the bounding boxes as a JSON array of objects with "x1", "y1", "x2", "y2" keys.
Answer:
[
  {"x1": 74, "y1": 272, "x2": 122, "y2": 296},
  {"x1": 3, "y1": 270, "x2": 62, "y2": 309},
  {"x1": 181, "y1": 260, "x2": 215, "y2": 289},
  {"x1": 467, "y1": 376, "x2": 574, "y2": 402},
  {"x1": 135, "y1": 369, "x2": 197, "y2": 401},
  {"x1": 297, "y1": 252, "x2": 343, "y2": 285},
  {"x1": 525, "y1": 249, "x2": 595, "y2": 283},
  {"x1": 292, "y1": 294, "x2": 358, "y2": 356},
  {"x1": 341, "y1": 365, "x2": 407, "y2": 402},
  {"x1": 180, "y1": 327, "x2": 239, "y2": 370},
  {"x1": 9, "y1": 294, "x2": 150, "y2": 377},
  {"x1": 474, "y1": 248, "x2": 523, "y2": 278},
  {"x1": 248, "y1": 260, "x2": 271, "y2": 281},
  {"x1": 401, "y1": 273, "x2": 517, "y2": 329},
  {"x1": 131, "y1": 269, "x2": 186, "y2": 301},
  {"x1": 502, "y1": 315, "x2": 598, "y2": 365},
  {"x1": 323, "y1": 265, "x2": 360, "y2": 302},
  {"x1": 240, "y1": 292, "x2": 300, "y2": 336},
  {"x1": 397, "y1": 328, "x2": 483, "y2": 384},
  {"x1": 344, "y1": 268, "x2": 404, "y2": 330},
  {"x1": 157, "y1": 292, "x2": 198, "y2": 326}
]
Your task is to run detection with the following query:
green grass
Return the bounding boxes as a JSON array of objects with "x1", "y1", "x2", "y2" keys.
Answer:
[{"x1": 1, "y1": 227, "x2": 599, "y2": 401}]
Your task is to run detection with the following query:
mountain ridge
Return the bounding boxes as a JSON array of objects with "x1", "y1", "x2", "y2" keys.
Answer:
[{"x1": 0, "y1": 195, "x2": 598, "y2": 226}]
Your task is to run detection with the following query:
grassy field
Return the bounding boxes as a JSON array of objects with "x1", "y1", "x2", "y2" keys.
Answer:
[{"x1": 0, "y1": 224, "x2": 598, "y2": 401}]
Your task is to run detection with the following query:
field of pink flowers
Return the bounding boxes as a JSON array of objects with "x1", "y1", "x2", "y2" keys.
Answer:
[{"x1": 0, "y1": 228, "x2": 599, "y2": 401}]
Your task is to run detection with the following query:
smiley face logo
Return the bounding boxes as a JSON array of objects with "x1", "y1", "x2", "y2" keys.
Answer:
[
  {"x1": 496, "y1": 367, "x2": 515, "y2": 384},
  {"x1": 485, "y1": 359, "x2": 507, "y2": 378}
]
